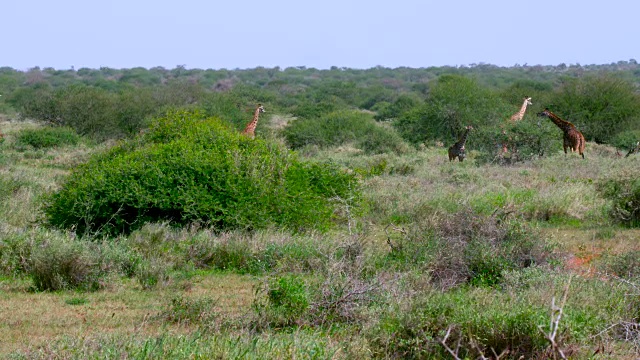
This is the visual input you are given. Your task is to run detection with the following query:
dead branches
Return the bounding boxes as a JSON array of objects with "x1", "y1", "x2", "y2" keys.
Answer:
[{"x1": 538, "y1": 275, "x2": 572, "y2": 360}]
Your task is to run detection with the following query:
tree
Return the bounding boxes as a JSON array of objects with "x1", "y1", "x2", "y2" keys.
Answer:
[{"x1": 554, "y1": 75, "x2": 640, "y2": 143}]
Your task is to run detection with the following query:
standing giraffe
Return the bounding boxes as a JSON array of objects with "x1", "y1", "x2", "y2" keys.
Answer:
[
  {"x1": 501, "y1": 96, "x2": 533, "y2": 156},
  {"x1": 510, "y1": 96, "x2": 533, "y2": 121},
  {"x1": 448, "y1": 125, "x2": 473, "y2": 162},
  {"x1": 242, "y1": 104, "x2": 265, "y2": 139},
  {"x1": 537, "y1": 108, "x2": 585, "y2": 159}
]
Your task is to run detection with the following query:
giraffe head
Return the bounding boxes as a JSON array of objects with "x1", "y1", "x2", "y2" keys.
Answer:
[
  {"x1": 524, "y1": 97, "x2": 532, "y2": 106},
  {"x1": 257, "y1": 104, "x2": 266, "y2": 113},
  {"x1": 536, "y1": 108, "x2": 551, "y2": 117}
]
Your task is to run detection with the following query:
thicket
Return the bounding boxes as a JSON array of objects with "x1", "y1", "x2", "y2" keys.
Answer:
[
  {"x1": 4, "y1": 65, "x2": 640, "y2": 160},
  {"x1": 552, "y1": 75, "x2": 640, "y2": 144},
  {"x1": 392, "y1": 75, "x2": 561, "y2": 162},
  {"x1": 283, "y1": 109, "x2": 410, "y2": 154},
  {"x1": 597, "y1": 175, "x2": 640, "y2": 227},
  {"x1": 13, "y1": 126, "x2": 81, "y2": 150},
  {"x1": 43, "y1": 110, "x2": 359, "y2": 236}
]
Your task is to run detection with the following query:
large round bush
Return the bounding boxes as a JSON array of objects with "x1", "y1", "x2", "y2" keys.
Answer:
[{"x1": 44, "y1": 110, "x2": 359, "y2": 236}]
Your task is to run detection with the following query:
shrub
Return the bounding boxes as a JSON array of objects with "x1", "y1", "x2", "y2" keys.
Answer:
[
  {"x1": 373, "y1": 94, "x2": 422, "y2": 121},
  {"x1": 283, "y1": 109, "x2": 409, "y2": 154},
  {"x1": 369, "y1": 289, "x2": 549, "y2": 359},
  {"x1": 134, "y1": 258, "x2": 170, "y2": 289},
  {"x1": 610, "y1": 130, "x2": 640, "y2": 153},
  {"x1": 385, "y1": 209, "x2": 548, "y2": 288},
  {"x1": 157, "y1": 296, "x2": 217, "y2": 325},
  {"x1": 597, "y1": 176, "x2": 640, "y2": 227},
  {"x1": 29, "y1": 237, "x2": 109, "y2": 291},
  {"x1": 14, "y1": 126, "x2": 81, "y2": 150},
  {"x1": 254, "y1": 274, "x2": 310, "y2": 327},
  {"x1": 553, "y1": 75, "x2": 640, "y2": 144},
  {"x1": 600, "y1": 251, "x2": 640, "y2": 279},
  {"x1": 44, "y1": 110, "x2": 359, "y2": 236},
  {"x1": 473, "y1": 119, "x2": 561, "y2": 164}
]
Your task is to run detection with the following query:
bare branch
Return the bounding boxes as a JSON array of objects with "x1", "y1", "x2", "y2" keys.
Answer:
[
  {"x1": 538, "y1": 275, "x2": 572, "y2": 360},
  {"x1": 439, "y1": 326, "x2": 463, "y2": 360}
]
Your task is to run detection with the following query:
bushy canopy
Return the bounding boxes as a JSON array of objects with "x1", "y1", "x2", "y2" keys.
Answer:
[{"x1": 44, "y1": 110, "x2": 359, "y2": 236}]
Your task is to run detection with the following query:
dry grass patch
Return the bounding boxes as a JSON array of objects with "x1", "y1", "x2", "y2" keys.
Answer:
[{"x1": 0, "y1": 273, "x2": 256, "y2": 356}]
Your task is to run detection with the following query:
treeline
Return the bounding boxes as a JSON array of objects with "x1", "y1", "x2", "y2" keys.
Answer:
[{"x1": 1, "y1": 60, "x2": 640, "y2": 157}]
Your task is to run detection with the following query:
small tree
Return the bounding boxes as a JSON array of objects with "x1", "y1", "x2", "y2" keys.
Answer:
[
  {"x1": 554, "y1": 75, "x2": 640, "y2": 144},
  {"x1": 393, "y1": 75, "x2": 512, "y2": 148}
]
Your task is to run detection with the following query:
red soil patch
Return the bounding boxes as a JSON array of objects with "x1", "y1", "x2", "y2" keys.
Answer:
[{"x1": 564, "y1": 252, "x2": 600, "y2": 277}]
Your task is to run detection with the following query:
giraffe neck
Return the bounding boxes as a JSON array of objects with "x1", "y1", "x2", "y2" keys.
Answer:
[
  {"x1": 545, "y1": 110, "x2": 575, "y2": 133},
  {"x1": 243, "y1": 106, "x2": 262, "y2": 136},
  {"x1": 517, "y1": 99, "x2": 530, "y2": 118},
  {"x1": 511, "y1": 99, "x2": 530, "y2": 121},
  {"x1": 457, "y1": 128, "x2": 471, "y2": 147}
]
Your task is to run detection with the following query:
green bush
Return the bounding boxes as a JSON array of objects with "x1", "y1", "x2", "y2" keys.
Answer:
[
  {"x1": 393, "y1": 75, "x2": 511, "y2": 146},
  {"x1": 610, "y1": 130, "x2": 640, "y2": 153},
  {"x1": 284, "y1": 109, "x2": 409, "y2": 154},
  {"x1": 373, "y1": 94, "x2": 422, "y2": 121},
  {"x1": 600, "y1": 251, "x2": 640, "y2": 279},
  {"x1": 14, "y1": 126, "x2": 81, "y2": 149},
  {"x1": 473, "y1": 119, "x2": 561, "y2": 163},
  {"x1": 44, "y1": 110, "x2": 359, "y2": 236},
  {"x1": 553, "y1": 75, "x2": 640, "y2": 144},
  {"x1": 370, "y1": 289, "x2": 549, "y2": 359},
  {"x1": 597, "y1": 176, "x2": 640, "y2": 227},
  {"x1": 254, "y1": 274, "x2": 310, "y2": 327}
]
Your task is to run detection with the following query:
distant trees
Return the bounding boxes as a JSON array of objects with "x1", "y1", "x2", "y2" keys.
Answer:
[{"x1": 1, "y1": 63, "x2": 640, "y2": 158}]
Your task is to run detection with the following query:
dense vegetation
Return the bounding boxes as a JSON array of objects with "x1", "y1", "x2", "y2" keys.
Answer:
[
  {"x1": 1, "y1": 61, "x2": 640, "y2": 358},
  {"x1": 2, "y1": 61, "x2": 640, "y2": 156},
  {"x1": 43, "y1": 110, "x2": 357, "y2": 236}
]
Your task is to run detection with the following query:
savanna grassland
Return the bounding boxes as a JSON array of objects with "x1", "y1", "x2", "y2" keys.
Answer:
[{"x1": 1, "y1": 63, "x2": 640, "y2": 359}]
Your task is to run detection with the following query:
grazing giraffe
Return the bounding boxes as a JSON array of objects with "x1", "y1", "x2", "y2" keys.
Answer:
[
  {"x1": 537, "y1": 108, "x2": 585, "y2": 159},
  {"x1": 510, "y1": 96, "x2": 533, "y2": 122},
  {"x1": 448, "y1": 125, "x2": 473, "y2": 162},
  {"x1": 242, "y1": 104, "x2": 265, "y2": 139}
]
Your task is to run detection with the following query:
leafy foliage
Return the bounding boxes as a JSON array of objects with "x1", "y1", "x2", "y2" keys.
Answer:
[
  {"x1": 393, "y1": 75, "x2": 511, "y2": 147},
  {"x1": 597, "y1": 176, "x2": 640, "y2": 227},
  {"x1": 254, "y1": 275, "x2": 310, "y2": 327},
  {"x1": 43, "y1": 110, "x2": 359, "y2": 236},
  {"x1": 14, "y1": 126, "x2": 81, "y2": 149},
  {"x1": 283, "y1": 109, "x2": 409, "y2": 154},
  {"x1": 553, "y1": 75, "x2": 640, "y2": 143}
]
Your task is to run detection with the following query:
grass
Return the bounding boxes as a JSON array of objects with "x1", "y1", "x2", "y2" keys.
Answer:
[
  {"x1": 0, "y1": 273, "x2": 256, "y2": 355},
  {"x1": 1, "y1": 119, "x2": 640, "y2": 358}
]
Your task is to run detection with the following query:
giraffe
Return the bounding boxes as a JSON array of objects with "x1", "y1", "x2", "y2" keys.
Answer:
[
  {"x1": 448, "y1": 125, "x2": 473, "y2": 162},
  {"x1": 242, "y1": 104, "x2": 265, "y2": 139},
  {"x1": 537, "y1": 108, "x2": 585, "y2": 159},
  {"x1": 500, "y1": 96, "x2": 533, "y2": 157},
  {"x1": 625, "y1": 141, "x2": 640, "y2": 158},
  {"x1": 510, "y1": 96, "x2": 533, "y2": 122}
]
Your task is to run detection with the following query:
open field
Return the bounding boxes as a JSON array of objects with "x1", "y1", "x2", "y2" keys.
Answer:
[{"x1": 1, "y1": 117, "x2": 640, "y2": 359}]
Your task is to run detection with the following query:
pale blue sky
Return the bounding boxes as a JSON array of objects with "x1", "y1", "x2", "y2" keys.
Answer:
[{"x1": 3, "y1": 0, "x2": 638, "y2": 70}]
